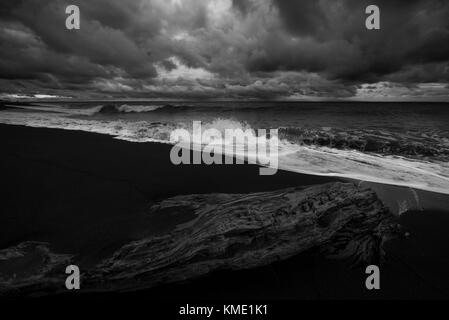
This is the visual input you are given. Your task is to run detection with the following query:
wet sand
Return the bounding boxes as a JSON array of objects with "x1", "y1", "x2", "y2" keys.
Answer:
[
  {"x1": 1, "y1": 124, "x2": 448, "y2": 299},
  {"x1": 0, "y1": 124, "x2": 338, "y2": 266}
]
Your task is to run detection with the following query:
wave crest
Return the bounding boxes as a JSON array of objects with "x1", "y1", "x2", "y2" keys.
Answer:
[
  {"x1": 97, "y1": 103, "x2": 165, "y2": 114},
  {"x1": 1, "y1": 109, "x2": 449, "y2": 194}
]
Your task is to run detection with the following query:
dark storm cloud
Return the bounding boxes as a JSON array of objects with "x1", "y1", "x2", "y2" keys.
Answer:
[
  {"x1": 272, "y1": 0, "x2": 328, "y2": 37},
  {"x1": 262, "y1": 0, "x2": 449, "y2": 82},
  {"x1": 0, "y1": 0, "x2": 448, "y2": 100},
  {"x1": 232, "y1": 0, "x2": 256, "y2": 16},
  {"x1": 2, "y1": 0, "x2": 157, "y2": 78}
]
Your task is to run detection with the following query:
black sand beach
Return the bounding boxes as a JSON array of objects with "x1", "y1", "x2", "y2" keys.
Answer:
[
  {"x1": 1, "y1": 124, "x2": 449, "y2": 299},
  {"x1": 0, "y1": 124, "x2": 338, "y2": 262}
]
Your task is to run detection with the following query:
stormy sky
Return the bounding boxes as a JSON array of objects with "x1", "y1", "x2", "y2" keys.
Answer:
[{"x1": 1, "y1": 0, "x2": 449, "y2": 100}]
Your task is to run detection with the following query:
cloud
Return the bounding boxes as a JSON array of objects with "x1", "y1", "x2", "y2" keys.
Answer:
[
  {"x1": 354, "y1": 81, "x2": 449, "y2": 101},
  {"x1": 0, "y1": 0, "x2": 448, "y2": 100}
]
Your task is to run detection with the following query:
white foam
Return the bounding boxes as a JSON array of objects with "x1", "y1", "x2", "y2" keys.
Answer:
[
  {"x1": 277, "y1": 143, "x2": 449, "y2": 195},
  {"x1": 1, "y1": 110, "x2": 449, "y2": 195},
  {"x1": 4, "y1": 104, "x2": 102, "y2": 115},
  {"x1": 116, "y1": 104, "x2": 163, "y2": 113}
]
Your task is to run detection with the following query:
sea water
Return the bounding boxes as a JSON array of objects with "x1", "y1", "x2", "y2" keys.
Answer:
[{"x1": 1, "y1": 100, "x2": 449, "y2": 194}]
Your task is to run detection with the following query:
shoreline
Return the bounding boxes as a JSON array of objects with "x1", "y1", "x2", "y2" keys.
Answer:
[
  {"x1": 1, "y1": 114, "x2": 448, "y2": 195},
  {"x1": 0, "y1": 124, "x2": 341, "y2": 262},
  {"x1": 1, "y1": 123, "x2": 449, "y2": 299}
]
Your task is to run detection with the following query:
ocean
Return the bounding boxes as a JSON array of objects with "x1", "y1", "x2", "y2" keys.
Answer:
[{"x1": 1, "y1": 100, "x2": 449, "y2": 194}]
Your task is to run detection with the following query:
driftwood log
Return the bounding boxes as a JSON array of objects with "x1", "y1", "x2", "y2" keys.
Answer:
[{"x1": 0, "y1": 182, "x2": 399, "y2": 296}]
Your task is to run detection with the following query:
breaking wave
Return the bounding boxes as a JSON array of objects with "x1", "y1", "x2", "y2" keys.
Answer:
[
  {"x1": 3, "y1": 102, "x2": 172, "y2": 115},
  {"x1": 96, "y1": 104, "x2": 166, "y2": 114},
  {"x1": 1, "y1": 103, "x2": 103, "y2": 115},
  {"x1": 1, "y1": 108, "x2": 449, "y2": 194}
]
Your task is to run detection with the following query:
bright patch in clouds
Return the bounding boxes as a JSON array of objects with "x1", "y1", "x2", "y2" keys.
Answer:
[
  {"x1": 0, "y1": 93, "x2": 71, "y2": 99},
  {"x1": 355, "y1": 82, "x2": 449, "y2": 101},
  {"x1": 92, "y1": 79, "x2": 133, "y2": 92},
  {"x1": 156, "y1": 57, "x2": 214, "y2": 81},
  {"x1": 207, "y1": 0, "x2": 232, "y2": 23}
]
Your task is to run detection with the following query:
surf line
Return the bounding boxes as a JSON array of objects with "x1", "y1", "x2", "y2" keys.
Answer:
[{"x1": 169, "y1": 121, "x2": 279, "y2": 175}]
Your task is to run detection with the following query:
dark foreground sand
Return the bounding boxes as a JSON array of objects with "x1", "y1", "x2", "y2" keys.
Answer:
[{"x1": 1, "y1": 124, "x2": 449, "y2": 299}]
